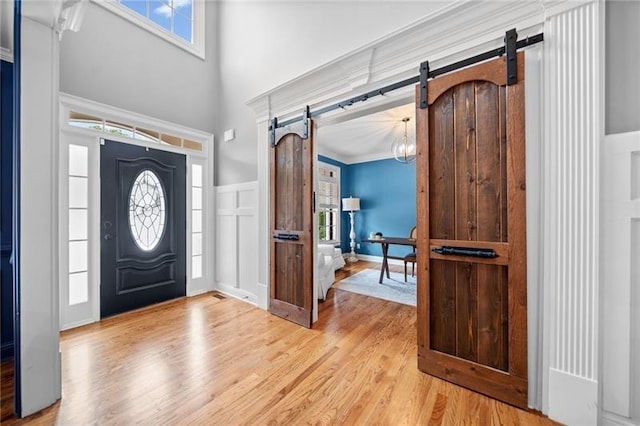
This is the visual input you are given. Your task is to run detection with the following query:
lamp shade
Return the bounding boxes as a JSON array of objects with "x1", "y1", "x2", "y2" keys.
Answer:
[{"x1": 342, "y1": 197, "x2": 360, "y2": 212}]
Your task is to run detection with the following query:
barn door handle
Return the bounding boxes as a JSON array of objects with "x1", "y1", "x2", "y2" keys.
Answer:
[
  {"x1": 274, "y1": 233, "x2": 299, "y2": 241},
  {"x1": 432, "y1": 246, "x2": 497, "y2": 258}
]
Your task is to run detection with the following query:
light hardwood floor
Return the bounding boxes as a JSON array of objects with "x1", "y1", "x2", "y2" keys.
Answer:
[{"x1": 5, "y1": 262, "x2": 555, "y2": 425}]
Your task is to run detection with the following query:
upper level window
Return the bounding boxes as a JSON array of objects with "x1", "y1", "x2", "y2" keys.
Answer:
[{"x1": 97, "y1": 0, "x2": 204, "y2": 59}]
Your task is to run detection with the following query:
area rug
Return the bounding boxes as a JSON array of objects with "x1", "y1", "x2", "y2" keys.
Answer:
[{"x1": 332, "y1": 268, "x2": 416, "y2": 306}]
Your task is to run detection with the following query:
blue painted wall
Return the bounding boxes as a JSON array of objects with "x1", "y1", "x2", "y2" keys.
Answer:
[
  {"x1": 1, "y1": 59, "x2": 14, "y2": 360},
  {"x1": 319, "y1": 155, "x2": 416, "y2": 258}
]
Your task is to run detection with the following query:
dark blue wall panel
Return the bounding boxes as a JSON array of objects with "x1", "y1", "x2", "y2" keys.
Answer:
[{"x1": 1, "y1": 59, "x2": 14, "y2": 360}]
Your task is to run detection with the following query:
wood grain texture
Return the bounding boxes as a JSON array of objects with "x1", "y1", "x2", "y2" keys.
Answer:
[
  {"x1": 3, "y1": 280, "x2": 554, "y2": 425},
  {"x1": 269, "y1": 125, "x2": 314, "y2": 328},
  {"x1": 416, "y1": 52, "x2": 528, "y2": 408},
  {"x1": 1, "y1": 359, "x2": 14, "y2": 421}
]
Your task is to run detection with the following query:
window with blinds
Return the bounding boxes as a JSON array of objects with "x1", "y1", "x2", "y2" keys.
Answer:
[{"x1": 318, "y1": 162, "x2": 340, "y2": 244}]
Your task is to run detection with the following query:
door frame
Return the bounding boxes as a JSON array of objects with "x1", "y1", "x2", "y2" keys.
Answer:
[
  {"x1": 58, "y1": 93, "x2": 215, "y2": 330},
  {"x1": 251, "y1": 25, "x2": 546, "y2": 410}
]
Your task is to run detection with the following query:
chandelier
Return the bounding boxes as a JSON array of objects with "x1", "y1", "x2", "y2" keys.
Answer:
[{"x1": 391, "y1": 117, "x2": 416, "y2": 163}]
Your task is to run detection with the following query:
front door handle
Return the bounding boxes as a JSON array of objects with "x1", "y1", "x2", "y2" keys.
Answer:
[{"x1": 432, "y1": 246, "x2": 497, "y2": 258}]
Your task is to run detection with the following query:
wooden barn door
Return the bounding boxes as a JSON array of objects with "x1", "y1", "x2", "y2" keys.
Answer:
[
  {"x1": 415, "y1": 53, "x2": 527, "y2": 408},
  {"x1": 269, "y1": 120, "x2": 314, "y2": 328}
]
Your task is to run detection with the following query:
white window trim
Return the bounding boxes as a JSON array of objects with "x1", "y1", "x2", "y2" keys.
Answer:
[
  {"x1": 93, "y1": 0, "x2": 205, "y2": 60},
  {"x1": 318, "y1": 161, "x2": 341, "y2": 246}
]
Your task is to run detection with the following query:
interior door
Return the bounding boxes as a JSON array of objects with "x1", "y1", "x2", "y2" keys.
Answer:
[
  {"x1": 269, "y1": 120, "x2": 314, "y2": 328},
  {"x1": 415, "y1": 53, "x2": 527, "y2": 408},
  {"x1": 100, "y1": 140, "x2": 186, "y2": 318}
]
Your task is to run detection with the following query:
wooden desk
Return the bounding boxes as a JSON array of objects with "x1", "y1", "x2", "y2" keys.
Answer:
[{"x1": 362, "y1": 237, "x2": 416, "y2": 284}]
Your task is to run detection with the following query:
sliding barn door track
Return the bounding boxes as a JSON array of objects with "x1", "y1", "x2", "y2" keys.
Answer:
[{"x1": 269, "y1": 28, "x2": 543, "y2": 144}]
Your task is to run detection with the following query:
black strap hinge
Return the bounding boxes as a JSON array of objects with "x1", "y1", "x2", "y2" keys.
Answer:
[
  {"x1": 505, "y1": 28, "x2": 518, "y2": 85},
  {"x1": 419, "y1": 60, "x2": 429, "y2": 109}
]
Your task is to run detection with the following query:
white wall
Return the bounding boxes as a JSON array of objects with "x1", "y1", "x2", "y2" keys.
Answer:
[
  {"x1": 601, "y1": 131, "x2": 640, "y2": 425},
  {"x1": 59, "y1": 1, "x2": 218, "y2": 135},
  {"x1": 605, "y1": 0, "x2": 640, "y2": 135},
  {"x1": 214, "y1": 181, "x2": 258, "y2": 303},
  {"x1": 215, "y1": 1, "x2": 450, "y2": 185}
]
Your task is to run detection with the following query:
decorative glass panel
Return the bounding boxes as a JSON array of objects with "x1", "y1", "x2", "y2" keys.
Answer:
[
  {"x1": 192, "y1": 164, "x2": 202, "y2": 187},
  {"x1": 192, "y1": 255, "x2": 202, "y2": 279},
  {"x1": 69, "y1": 144, "x2": 88, "y2": 176},
  {"x1": 69, "y1": 240, "x2": 88, "y2": 273},
  {"x1": 69, "y1": 209, "x2": 88, "y2": 241},
  {"x1": 128, "y1": 170, "x2": 166, "y2": 251},
  {"x1": 69, "y1": 272, "x2": 89, "y2": 305},
  {"x1": 69, "y1": 177, "x2": 88, "y2": 208},
  {"x1": 192, "y1": 232, "x2": 202, "y2": 256},
  {"x1": 192, "y1": 210, "x2": 202, "y2": 233},
  {"x1": 192, "y1": 187, "x2": 202, "y2": 210}
]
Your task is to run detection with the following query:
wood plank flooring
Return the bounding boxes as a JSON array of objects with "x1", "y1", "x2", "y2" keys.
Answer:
[
  {"x1": 1, "y1": 358, "x2": 14, "y2": 422},
  {"x1": 4, "y1": 261, "x2": 555, "y2": 425}
]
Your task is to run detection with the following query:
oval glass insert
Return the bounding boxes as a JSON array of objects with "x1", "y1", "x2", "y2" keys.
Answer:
[{"x1": 128, "y1": 169, "x2": 166, "y2": 251}]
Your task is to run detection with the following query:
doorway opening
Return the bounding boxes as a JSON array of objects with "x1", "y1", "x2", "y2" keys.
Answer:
[{"x1": 314, "y1": 102, "x2": 418, "y2": 309}]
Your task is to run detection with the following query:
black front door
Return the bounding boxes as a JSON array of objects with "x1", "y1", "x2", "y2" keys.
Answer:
[{"x1": 100, "y1": 140, "x2": 186, "y2": 318}]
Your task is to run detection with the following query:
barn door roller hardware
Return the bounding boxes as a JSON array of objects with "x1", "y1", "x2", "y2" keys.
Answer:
[
  {"x1": 268, "y1": 28, "x2": 542, "y2": 135},
  {"x1": 270, "y1": 106, "x2": 310, "y2": 147}
]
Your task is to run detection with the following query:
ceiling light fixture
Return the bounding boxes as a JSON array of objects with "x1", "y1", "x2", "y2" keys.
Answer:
[{"x1": 391, "y1": 117, "x2": 416, "y2": 163}]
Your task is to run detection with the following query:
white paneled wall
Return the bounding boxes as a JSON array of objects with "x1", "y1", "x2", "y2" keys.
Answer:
[
  {"x1": 543, "y1": 3, "x2": 601, "y2": 424},
  {"x1": 214, "y1": 182, "x2": 258, "y2": 304},
  {"x1": 602, "y1": 131, "x2": 640, "y2": 426}
]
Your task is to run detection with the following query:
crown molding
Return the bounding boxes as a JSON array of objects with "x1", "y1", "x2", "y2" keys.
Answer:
[{"x1": 247, "y1": 0, "x2": 593, "y2": 123}]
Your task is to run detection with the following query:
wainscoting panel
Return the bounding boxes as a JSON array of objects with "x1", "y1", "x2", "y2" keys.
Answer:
[
  {"x1": 601, "y1": 131, "x2": 640, "y2": 425},
  {"x1": 542, "y1": 3, "x2": 601, "y2": 424},
  {"x1": 214, "y1": 182, "x2": 258, "y2": 304}
]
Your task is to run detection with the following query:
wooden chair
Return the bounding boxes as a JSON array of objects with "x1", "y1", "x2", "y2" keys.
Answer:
[{"x1": 404, "y1": 226, "x2": 417, "y2": 282}]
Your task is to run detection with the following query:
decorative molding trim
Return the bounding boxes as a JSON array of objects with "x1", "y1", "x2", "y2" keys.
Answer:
[
  {"x1": 247, "y1": 0, "x2": 591, "y2": 122},
  {"x1": 59, "y1": 93, "x2": 213, "y2": 153},
  {"x1": 543, "y1": 1, "x2": 600, "y2": 381},
  {"x1": 214, "y1": 181, "x2": 259, "y2": 304},
  {"x1": 601, "y1": 412, "x2": 638, "y2": 426},
  {"x1": 0, "y1": 47, "x2": 13, "y2": 63},
  {"x1": 600, "y1": 130, "x2": 640, "y2": 421}
]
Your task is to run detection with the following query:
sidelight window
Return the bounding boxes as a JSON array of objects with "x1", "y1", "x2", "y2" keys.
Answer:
[{"x1": 191, "y1": 163, "x2": 203, "y2": 278}]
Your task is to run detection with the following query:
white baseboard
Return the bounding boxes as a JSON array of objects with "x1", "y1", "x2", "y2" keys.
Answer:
[
  {"x1": 257, "y1": 281, "x2": 268, "y2": 310},
  {"x1": 356, "y1": 253, "x2": 406, "y2": 267},
  {"x1": 215, "y1": 282, "x2": 258, "y2": 306},
  {"x1": 548, "y1": 368, "x2": 598, "y2": 425},
  {"x1": 187, "y1": 288, "x2": 210, "y2": 297}
]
